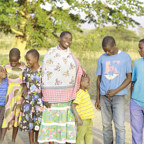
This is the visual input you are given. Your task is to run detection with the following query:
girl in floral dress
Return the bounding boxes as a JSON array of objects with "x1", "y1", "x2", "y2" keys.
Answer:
[
  {"x1": 0, "y1": 48, "x2": 26, "y2": 143},
  {"x1": 20, "y1": 49, "x2": 43, "y2": 144}
]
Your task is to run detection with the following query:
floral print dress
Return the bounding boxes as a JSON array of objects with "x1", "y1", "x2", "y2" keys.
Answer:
[{"x1": 20, "y1": 66, "x2": 43, "y2": 132}]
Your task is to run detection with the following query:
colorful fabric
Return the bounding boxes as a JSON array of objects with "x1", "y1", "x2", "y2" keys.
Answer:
[
  {"x1": 2, "y1": 64, "x2": 26, "y2": 129},
  {"x1": 38, "y1": 101, "x2": 76, "y2": 143},
  {"x1": 42, "y1": 46, "x2": 84, "y2": 103},
  {"x1": 73, "y1": 89, "x2": 95, "y2": 120},
  {"x1": 76, "y1": 119, "x2": 93, "y2": 144},
  {"x1": 20, "y1": 67, "x2": 43, "y2": 131},
  {"x1": 0, "y1": 78, "x2": 8, "y2": 106},
  {"x1": 96, "y1": 51, "x2": 132, "y2": 95},
  {"x1": 131, "y1": 58, "x2": 144, "y2": 108}
]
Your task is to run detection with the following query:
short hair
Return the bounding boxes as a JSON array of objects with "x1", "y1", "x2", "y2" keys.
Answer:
[
  {"x1": 102, "y1": 36, "x2": 116, "y2": 47},
  {"x1": 26, "y1": 49, "x2": 39, "y2": 60},
  {"x1": 81, "y1": 75, "x2": 90, "y2": 82},
  {"x1": 9, "y1": 48, "x2": 20, "y2": 59},
  {"x1": 60, "y1": 31, "x2": 72, "y2": 38},
  {"x1": 139, "y1": 39, "x2": 144, "y2": 43}
]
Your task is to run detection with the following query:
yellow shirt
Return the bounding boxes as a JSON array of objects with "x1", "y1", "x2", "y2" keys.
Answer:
[{"x1": 73, "y1": 89, "x2": 95, "y2": 120}]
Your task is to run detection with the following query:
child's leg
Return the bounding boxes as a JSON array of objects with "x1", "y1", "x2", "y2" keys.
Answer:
[
  {"x1": 130, "y1": 100, "x2": 144, "y2": 144},
  {"x1": 0, "y1": 106, "x2": 5, "y2": 137},
  {"x1": 29, "y1": 130, "x2": 34, "y2": 144},
  {"x1": 76, "y1": 120, "x2": 88, "y2": 144},
  {"x1": 34, "y1": 131, "x2": 39, "y2": 144},
  {"x1": 49, "y1": 142, "x2": 54, "y2": 144},
  {"x1": 12, "y1": 126, "x2": 19, "y2": 143},
  {"x1": 84, "y1": 119, "x2": 93, "y2": 144},
  {"x1": 0, "y1": 128, "x2": 7, "y2": 142}
]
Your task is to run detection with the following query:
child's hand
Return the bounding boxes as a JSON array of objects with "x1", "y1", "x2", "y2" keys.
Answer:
[
  {"x1": 106, "y1": 89, "x2": 117, "y2": 98},
  {"x1": 21, "y1": 85, "x2": 28, "y2": 98},
  {"x1": 77, "y1": 117, "x2": 83, "y2": 125},
  {"x1": 44, "y1": 102, "x2": 51, "y2": 108},
  {"x1": 95, "y1": 100, "x2": 101, "y2": 110}
]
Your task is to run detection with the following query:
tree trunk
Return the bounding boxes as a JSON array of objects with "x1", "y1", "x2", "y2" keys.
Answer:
[{"x1": 11, "y1": 36, "x2": 27, "y2": 62}]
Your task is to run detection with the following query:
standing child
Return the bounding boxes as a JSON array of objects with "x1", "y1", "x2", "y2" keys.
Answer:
[
  {"x1": 0, "y1": 66, "x2": 8, "y2": 137},
  {"x1": 95, "y1": 36, "x2": 132, "y2": 144},
  {"x1": 20, "y1": 49, "x2": 43, "y2": 144},
  {"x1": 72, "y1": 75, "x2": 95, "y2": 144},
  {"x1": 0, "y1": 48, "x2": 26, "y2": 143},
  {"x1": 130, "y1": 39, "x2": 144, "y2": 144}
]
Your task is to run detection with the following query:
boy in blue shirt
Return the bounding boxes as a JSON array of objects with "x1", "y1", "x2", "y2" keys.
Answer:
[
  {"x1": 95, "y1": 36, "x2": 132, "y2": 144},
  {"x1": 131, "y1": 39, "x2": 144, "y2": 144},
  {"x1": 0, "y1": 66, "x2": 8, "y2": 137}
]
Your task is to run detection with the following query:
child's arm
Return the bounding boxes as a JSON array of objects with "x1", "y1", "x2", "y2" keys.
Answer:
[
  {"x1": 95, "y1": 75, "x2": 101, "y2": 110},
  {"x1": 72, "y1": 103, "x2": 83, "y2": 125},
  {"x1": 130, "y1": 82, "x2": 135, "y2": 99},
  {"x1": 106, "y1": 73, "x2": 131, "y2": 98}
]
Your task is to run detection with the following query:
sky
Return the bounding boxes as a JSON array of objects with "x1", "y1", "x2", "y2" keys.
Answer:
[{"x1": 41, "y1": 1, "x2": 144, "y2": 31}]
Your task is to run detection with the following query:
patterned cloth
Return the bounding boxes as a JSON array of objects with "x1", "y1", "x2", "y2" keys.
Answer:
[
  {"x1": 38, "y1": 101, "x2": 76, "y2": 143},
  {"x1": 42, "y1": 46, "x2": 84, "y2": 103},
  {"x1": 0, "y1": 78, "x2": 8, "y2": 106},
  {"x1": 2, "y1": 64, "x2": 26, "y2": 129},
  {"x1": 73, "y1": 89, "x2": 95, "y2": 120},
  {"x1": 20, "y1": 67, "x2": 43, "y2": 131}
]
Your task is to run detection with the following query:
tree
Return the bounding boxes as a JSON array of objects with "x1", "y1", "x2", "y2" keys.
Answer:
[{"x1": 0, "y1": 0, "x2": 144, "y2": 56}]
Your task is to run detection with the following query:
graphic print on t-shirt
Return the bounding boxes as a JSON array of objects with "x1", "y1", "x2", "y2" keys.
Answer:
[{"x1": 104, "y1": 60, "x2": 120, "y2": 80}]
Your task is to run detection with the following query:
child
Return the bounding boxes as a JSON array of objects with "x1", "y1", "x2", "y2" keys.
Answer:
[
  {"x1": 95, "y1": 36, "x2": 132, "y2": 144},
  {"x1": 20, "y1": 49, "x2": 43, "y2": 144},
  {"x1": 72, "y1": 75, "x2": 95, "y2": 144},
  {"x1": 130, "y1": 39, "x2": 144, "y2": 144},
  {"x1": 0, "y1": 48, "x2": 26, "y2": 143},
  {"x1": 0, "y1": 66, "x2": 8, "y2": 137}
]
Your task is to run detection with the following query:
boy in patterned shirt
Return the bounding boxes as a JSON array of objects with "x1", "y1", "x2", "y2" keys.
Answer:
[{"x1": 72, "y1": 75, "x2": 95, "y2": 144}]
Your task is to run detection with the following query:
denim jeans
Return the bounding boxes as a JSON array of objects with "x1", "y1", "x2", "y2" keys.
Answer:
[
  {"x1": 100, "y1": 95, "x2": 125, "y2": 144},
  {"x1": 130, "y1": 99, "x2": 144, "y2": 144}
]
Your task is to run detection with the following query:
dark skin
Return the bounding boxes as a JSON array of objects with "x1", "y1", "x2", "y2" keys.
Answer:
[
  {"x1": 72, "y1": 77, "x2": 90, "y2": 126},
  {"x1": 21, "y1": 53, "x2": 40, "y2": 144},
  {"x1": 130, "y1": 42, "x2": 144, "y2": 99},
  {"x1": 0, "y1": 56, "x2": 22, "y2": 144},
  {"x1": 95, "y1": 44, "x2": 132, "y2": 110}
]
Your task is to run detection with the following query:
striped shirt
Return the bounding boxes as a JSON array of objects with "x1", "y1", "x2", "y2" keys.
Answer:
[
  {"x1": 73, "y1": 89, "x2": 95, "y2": 120},
  {"x1": 0, "y1": 78, "x2": 8, "y2": 106}
]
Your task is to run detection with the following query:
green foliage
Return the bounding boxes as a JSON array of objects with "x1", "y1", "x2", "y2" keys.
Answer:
[{"x1": 0, "y1": 0, "x2": 144, "y2": 48}]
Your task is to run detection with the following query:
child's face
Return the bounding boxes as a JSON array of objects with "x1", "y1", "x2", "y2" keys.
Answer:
[
  {"x1": 26, "y1": 53, "x2": 37, "y2": 68},
  {"x1": 81, "y1": 77, "x2": 90, "y2": 90},
  {"x1": 103, "y1": 44, "x2": 116, "y2": 56},
  {"x1": 9, "y1": 56, "x2": 20, "y2": 67},
  {"x1": 138, "y1": 42, "x2": 144, "y2": 57}
]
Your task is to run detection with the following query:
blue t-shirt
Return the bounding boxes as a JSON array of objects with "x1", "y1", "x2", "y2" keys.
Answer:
[
  {"x1": 0, "y1": 78, "x2": 8, "y2": 106},
  {"x1": 96, "y1": 51, "x2": 132, "y2": 95},
  {"x1": 132, "y1": 58, "x2": 144, "y2": 108}
]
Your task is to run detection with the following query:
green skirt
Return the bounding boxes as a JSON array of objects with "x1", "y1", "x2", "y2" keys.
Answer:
[{"x1": 38, "y1": 101, "x2": 76, "y2": 143}]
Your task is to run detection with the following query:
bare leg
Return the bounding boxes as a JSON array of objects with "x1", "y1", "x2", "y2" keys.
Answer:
[
  {"x1": 12, "y1": 127, "x2": 19, "y2": 143},
  {"x1": 35, "y1": 131, "x2": 39, "y2": 144},
  {"x1": 29, "y1": 130, "x2": 34, "y2": 144},
  {"x1": 0, "y1": 128, "x2": 7, "y2": 142},
  {"x1": 66, "y1": 143, "x2": 71, "y2": 144},
  {"x1": 49, "y1": 142, "x2": 54, "y2": 144}
]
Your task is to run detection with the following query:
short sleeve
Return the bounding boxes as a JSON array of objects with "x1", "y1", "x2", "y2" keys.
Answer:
[
  {"x1": 73, "y1": 91, "x2": 83, "y2": 105},
  {"x1": 96, "y1": 56, "x2": 102, "y2": 75},
  {"x1": 132, "y1": 61, "x2": 136, "y2": 82},
  {"x1": 126, "y1": 55, "x2": 132, "y2": 73}
]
